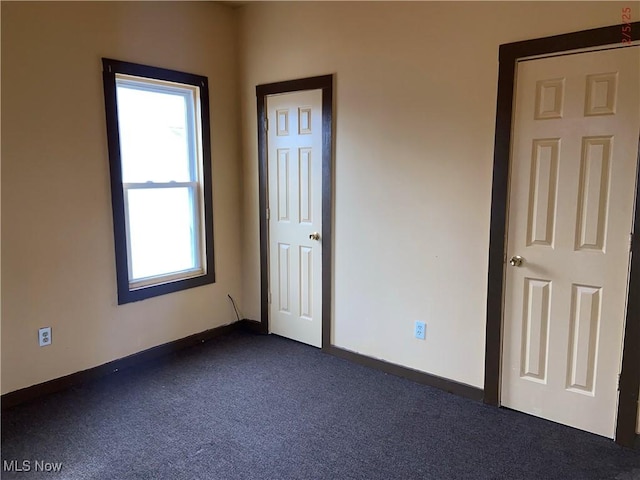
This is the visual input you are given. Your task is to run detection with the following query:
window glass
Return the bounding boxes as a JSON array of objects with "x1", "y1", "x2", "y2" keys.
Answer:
[
  {"x1": 116, "y1": 84, "x2": 193, "y2": 183},
  {"x1": 127, "y1": 187, "x2": 199, "y2": 281}
]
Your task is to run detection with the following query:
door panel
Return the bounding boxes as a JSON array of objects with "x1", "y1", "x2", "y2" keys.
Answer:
[
  {"x1": 502, "y1": 46, "x2": 640, "y2": 438},
  {"x1": 267, "y1": 90, "x2": 323, "y2": 347}
]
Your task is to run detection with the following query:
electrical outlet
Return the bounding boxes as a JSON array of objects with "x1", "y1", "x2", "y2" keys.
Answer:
[
  {"x1": 39, "y1": 327, "x2": 52, "y2": 347},
  {"x1": 414, "y1": 321, "x2": 426, "y2": 340}
]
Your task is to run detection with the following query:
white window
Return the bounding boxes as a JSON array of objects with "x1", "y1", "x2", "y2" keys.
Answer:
[{"x1": 103, "y1": 59, "x2": 215, "y2": 304}]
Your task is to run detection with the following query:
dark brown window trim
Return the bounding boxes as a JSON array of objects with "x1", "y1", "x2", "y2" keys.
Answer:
[
  {"x1": 102, "y1": 58, "x2": 216, "y2": 304},
  {"x1": 485, "y1": 23, "x2": 640, "y2": 446},
  {"x1": 255, "y1": 75, "x2": 334, "y2": 347}
]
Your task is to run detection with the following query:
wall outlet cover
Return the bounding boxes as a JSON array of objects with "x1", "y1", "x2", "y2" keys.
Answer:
[
  {"x1": 39, "y1": 327, "x2": 52, "y2": 347},
  {"x1": 414, "y1": 321, "x2": 426, "y2": 340}
]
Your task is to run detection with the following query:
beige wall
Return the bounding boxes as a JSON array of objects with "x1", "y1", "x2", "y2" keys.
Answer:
[
  {"x1": 1, "y1": 1, "x2": 242, "y2": 394},
  {"x1": 2, "y1": 1, "x2": 633, "y2": 397},
  {"x1": 238, "y1": 1, "x2": 628, "y2": 388}
]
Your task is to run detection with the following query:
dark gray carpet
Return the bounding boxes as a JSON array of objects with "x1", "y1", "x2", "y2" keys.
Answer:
[{"x1": 2, "y1": 331, "x2": 640, "y2": 479}]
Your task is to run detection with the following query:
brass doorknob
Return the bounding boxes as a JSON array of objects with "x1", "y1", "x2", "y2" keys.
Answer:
[
  {"x1": 309, "y1": 232, "x2": 320, "y2": 241},
  {"x1": 509, "y1": 255, "x2": 524, "y2": 267}
]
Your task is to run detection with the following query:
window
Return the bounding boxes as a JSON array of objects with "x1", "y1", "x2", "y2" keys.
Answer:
[{"x1": 102, "y1": 59, "x2": 215, "y2": 304}]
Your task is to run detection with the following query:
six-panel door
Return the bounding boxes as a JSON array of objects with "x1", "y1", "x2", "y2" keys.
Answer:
[
  {"x1": 267, "y1": 90, "x2": 323, "y2": 348},
  {"x1": 501, "y1": 46, "x2": 640, "y2": 438}
]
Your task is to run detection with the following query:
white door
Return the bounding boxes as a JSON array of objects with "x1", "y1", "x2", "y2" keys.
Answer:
[
  {"x1": 501, "y1": 46, "x2": 640, "y2": 438},
  {"x1": 267, "y1": 90, "x2": 323, "y2": 348}
]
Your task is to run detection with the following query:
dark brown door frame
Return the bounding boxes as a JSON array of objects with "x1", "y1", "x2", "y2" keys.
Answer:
[
  {"x1": 484, "y1": 23, "x2": 640, "y2": 446},
  {"x1": 256, "y1": 75, "x2": 334, "y2": 349}
]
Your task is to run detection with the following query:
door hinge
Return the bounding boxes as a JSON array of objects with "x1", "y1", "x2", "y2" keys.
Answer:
[
  {"x1": 618, "y1": 374, "x2": 621, "y2": 391},
  {"x1": 265, "y1": 117, "x2": 269, "y2": 131},
  {"x1": 268, "y1": 292, "x2": 272, "y2": 304},
  {"x1": 630, "y1": 233, "x2": 633, "y2": 251},
  {"x1": 266, "y1": 208, "x2": 270, "y2": 220}
]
